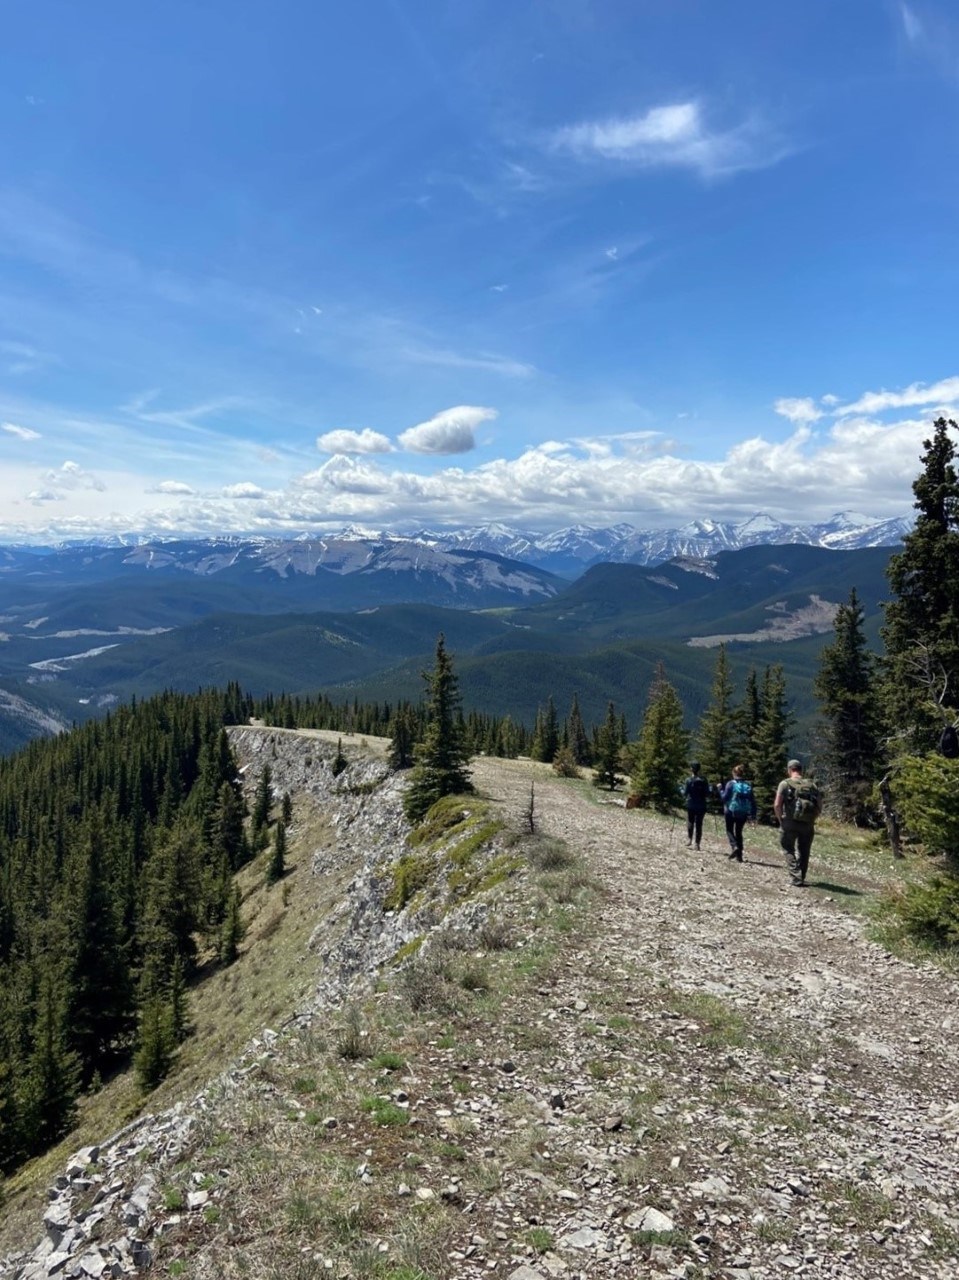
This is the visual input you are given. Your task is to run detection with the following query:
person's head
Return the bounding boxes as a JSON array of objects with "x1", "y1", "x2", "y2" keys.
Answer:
[
  {"x1": 690, "y1": 761, "x2": 701, "y2": 775},
  {"x1": 732, "y1": 764, "x2": 744, "y2": 779},
  {"x1": 787, "y1": 758, "x2": 803, "y2": 776}
]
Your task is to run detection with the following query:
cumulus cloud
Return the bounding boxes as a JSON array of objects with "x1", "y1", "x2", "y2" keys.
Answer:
[
  {"x1": 146, "y1": 480, "x2": 196, "y2": 495},
  {"x1": 27, "y1": 488, "x2": 65, "y2": 504},
  {"x1": 221, "y1": 482, "x2": 267, "y2": 500},
  {"x1": 2, "y1": 421, "x2": 41, "y2": 440},
  {"x1": 835, "y1": 376, "x2": 959, "y2": 417},
  {"x1": 550, "y1": 100, "x2": 786, "y2": 178},
  {"x1": 43, "y1": 461, "x2": 106, "y2": 492},
  {"x1": 297, "y1": 455, "x2": 391, "y2": 495},
  {"x1": 316, "y1": 428, "x2": 393, "y2": 455},
  {"x1": 774, "y1": 397, "x2": 823, "y2": 425},
  {"x1": 398, "y1": 405, "x2": 497, "y2": 455}
]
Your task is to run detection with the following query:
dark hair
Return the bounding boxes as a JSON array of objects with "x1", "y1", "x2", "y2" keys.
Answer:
[
  {"x1": 732, "y1": 764, "x2": 744, "y2": 778},
  {"x1": 690, "y1": 762, "x2": 701, "y2": 773}
]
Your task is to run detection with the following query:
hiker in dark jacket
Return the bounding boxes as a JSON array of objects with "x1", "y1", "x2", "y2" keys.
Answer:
[
  {"x1": 720, "y1": 764, "x2": 756, "y2": 862},
  {"x1": 683, "y1": 762, "x2": 710, "y2": 850}
]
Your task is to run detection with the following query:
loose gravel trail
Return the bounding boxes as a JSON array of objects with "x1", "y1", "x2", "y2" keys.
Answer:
[{"x1": 468, "y1": 756, "x2": 959, "y2": 1279}]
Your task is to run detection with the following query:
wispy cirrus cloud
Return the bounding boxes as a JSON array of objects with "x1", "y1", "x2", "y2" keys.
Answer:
[
  {"x1": 549, "y1": 100, "x2": 789, "y2": 178},
  {"x1": 399, "y1": 342, "x2": 535, "y2": 378},
  {"x1": 898, "y1": 3, "x2": 959, "y2": 79},
  {"x1": 398, "y1": 405, "x2": 497, "y2": 455},
  {"x1": 835, "y1": 375, "x2": 959, "y2": 416},
  {"x1": 2, "y1": 421, "x2": 41, "y2": 440},
  {"x1": 316, "y1": 428, "x2": 393, "y2": 455}
]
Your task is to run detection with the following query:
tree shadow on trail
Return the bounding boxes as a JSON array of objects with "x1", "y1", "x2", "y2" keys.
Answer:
[{"x1": 807, "y1": 880, "x2": 863, "y2": 897}]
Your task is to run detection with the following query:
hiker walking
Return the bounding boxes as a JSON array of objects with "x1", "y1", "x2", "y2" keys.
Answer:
[
  {"x1": 720, "y1": 764, "x2": 756, "y2": 862},
  {"x1": 683, "y1": 762, "x2": 710, "y2": 850},
  {"x1": 774, "y1": 758, "x2": 822, "y2": 887}
]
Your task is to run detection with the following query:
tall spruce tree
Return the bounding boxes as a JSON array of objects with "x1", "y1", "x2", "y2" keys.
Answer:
[
  {"x1": 751, "y1": 665, "x2": 792, "y2": 821},
  {"x1": 630, "y1": 664, "x2": 689, "y2": 811},
  {"x1": 566, "y1": 693, "x2": 592, "y2": 765},
  {"x1": 531, "y1": 696, "x2": 560, "y2": 763},
  {"x1": 815, "y1": 588, "x2": 880, "y2": 822},
  {"x1": 592, "y1": 702, "x2": 622, "y2": 790},
  {"x1": 733, "y1": 667, "x2": 762, "y2": 776},
  {"x1": 403, "y1": 635, "x2": 474, "y2": 822},
  {"x1": 696, "y1": 644, "x2": 735, "y2": 785},
  {"x1": 388, "y1": 705, "x2": 416, "y2": 770},
  {"x1": 882, "y1": 417, "x2": 959, "y2": 745}
]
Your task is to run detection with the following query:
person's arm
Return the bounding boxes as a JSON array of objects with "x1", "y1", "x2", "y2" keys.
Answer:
[{"x1": 773, "y1": 781, "x2": 784, "y2": 821}]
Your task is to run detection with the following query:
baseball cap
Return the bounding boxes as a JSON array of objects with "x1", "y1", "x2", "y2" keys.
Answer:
[{"x1": 787, "y1": 759, "x2": 802, "y2": 771}]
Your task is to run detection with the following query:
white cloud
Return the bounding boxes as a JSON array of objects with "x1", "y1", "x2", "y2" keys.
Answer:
[
  {"x1": 297, "y1": 455, "x2": 391, "y2": 496},
  {"x1": 221, "y1": 482, "x2": 267, "y2": 500},
  {"x1": 43, "y1": 460, "x2": 106, "y2": 492},
  {"x1": 316, "y1": 428, "x2": 393, "y2": 455},
  {"x1": 774, "y1": 397, "x2": 823, "y2": 425},
  {"x1": 820, "y1": 393, "x2": 840, "y2": 406},
  {"x1": 147, "y1": 480, "x2": 196, "y2": 495},
  {"x1": 836, "y1": 376, "x2": 959, "y2": 416},
  {"x1": 901, "y1": 3, "x2": 924, "y2": 44},
  {"x1": 1, "y1": 380, "x2": 948, "y2": 542},
  {"x1": 605, "y1": 247, "x2": 619, "y2": 260},
  {"x1": 398, "y1": 406, "x2": 497, "y2": 455},
  {"x1": 550, "y1": 100, "x2": 787, "y2": 178},
  {"x1": 2, "y1": 421, "x2": 41, "y2": 440}
]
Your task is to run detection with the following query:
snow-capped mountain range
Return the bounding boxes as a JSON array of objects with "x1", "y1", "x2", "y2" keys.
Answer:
[
  {"x1": 1, "y1": 512, "x2": 909, "y2": 583},
  {"x1": 396, "y1": 511, "x2": 910, "y2": 577}
]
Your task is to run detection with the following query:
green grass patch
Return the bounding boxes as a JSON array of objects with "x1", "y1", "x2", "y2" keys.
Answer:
[{"x1": 360, "y1": 1096, "x2": 409, "y2": 1127}]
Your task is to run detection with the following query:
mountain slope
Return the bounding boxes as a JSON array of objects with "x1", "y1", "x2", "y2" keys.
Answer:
[{"x1": 4, "y1": 733, "x2": 957, "y2": 1280}]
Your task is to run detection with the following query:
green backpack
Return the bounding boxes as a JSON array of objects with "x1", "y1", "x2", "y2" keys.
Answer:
[{"x1": 786, "y1": 778, "x2": 820, "y2": 823}]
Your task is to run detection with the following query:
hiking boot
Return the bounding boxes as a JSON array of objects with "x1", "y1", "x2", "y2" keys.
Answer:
[
  {"x1": 686, "y1": 838, "x2": 692, "y2": 847},
  {"x1": 694, "y1": 843, "x2": 701, "y2": 851}
]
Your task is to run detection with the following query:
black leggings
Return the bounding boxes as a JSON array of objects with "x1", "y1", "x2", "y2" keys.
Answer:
[
  {"x1": 686, "y1": 810, "x2": 705, "y2": 843},
  {"x1": 725, "y1": 812, "x2": 747, "y2": 855}
]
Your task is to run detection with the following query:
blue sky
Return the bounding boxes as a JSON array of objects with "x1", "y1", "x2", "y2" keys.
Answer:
[{"x1": 1, "y1": 0, "x2": 958, "y2": 541}]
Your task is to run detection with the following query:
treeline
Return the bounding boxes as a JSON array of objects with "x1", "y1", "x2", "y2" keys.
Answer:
[{"x1": 0, "y1": 684, "x2": 255, "y2": 1172}]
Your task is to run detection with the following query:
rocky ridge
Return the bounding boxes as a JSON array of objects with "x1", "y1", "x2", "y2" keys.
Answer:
[{"x1": 3, "y1": 735, "x2": 958, "y2": 1280}]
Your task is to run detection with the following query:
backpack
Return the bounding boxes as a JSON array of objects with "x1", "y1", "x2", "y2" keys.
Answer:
[
  {"x1": 785, "y1": 778, "x2": 819, "y2": 823},
  {"x1": 940, "y1": 724, "x2": 959, "y2": 760},
  {"x1": 727, "y1": 779, "x2": 753, "y2": 815},
  {"x1": 686, "y1": 776, "x2": 710, "y2": 807}
]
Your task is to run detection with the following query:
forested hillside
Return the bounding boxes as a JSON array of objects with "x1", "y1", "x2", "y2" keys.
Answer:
[{"x1": 0, "y1": 684, "x2": 254, "y2": 1171}]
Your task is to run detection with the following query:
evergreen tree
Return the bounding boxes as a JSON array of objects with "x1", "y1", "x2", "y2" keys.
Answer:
[
  {"x1": 592, "y1": 702, "x2": 622, "y2": 790},
  {"x1": 814, "y1": 588, "x2": 880, "y2": 822},
  {"x1": 266, "y1": 820, "x2": 287, "y2": 885},
  {"x1": 388, "y1": 705, "x2": 416, "y2": 770},
  {"x1": 696, "y1": 644, "x2": 735, "y2": 785},
  {"x1": 252, "y1": 764, "x2": 273, "y2": 833},
  {"x1": 882, "y1": 417, "x2": 959, "y2": 746},
  {"x1": 733, "y1": 668, "x2": 762, "y2": 776},
  {"x1": 531, "y1": 697, "x2": 560, "y2": 763},
  {"x1": 218, "y1": 884, "x2": 243, "y2": 967},
  {"x1": 20, "y1": 963, "x2": 80, "y2": 1150},
  {"x1": 134, "y1": 994, "x2": 176, "y2": 1092},
  {"x1": 403, "y1": 635, "x2": 474, "y2": 822},
  {"x1": 751, "y1": 665, "x2": 792, "y2": 822},
  {"x1": 331, "y1": 738, "x2": 348, "y2": 777},
  {"x1": 629, "y1": 664, "x2": 689, "y2": 811},
  {"x1": 566, "y1": 693, "x2": 592, "y2": 765}
]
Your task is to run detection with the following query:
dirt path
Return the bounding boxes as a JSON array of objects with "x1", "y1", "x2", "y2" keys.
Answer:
[{"x1": 466, "y1": 756, "x2": 959, "y2": 1278}]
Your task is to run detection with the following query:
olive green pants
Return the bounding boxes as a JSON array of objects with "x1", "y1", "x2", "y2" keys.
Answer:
[{"x1": 780, "y1": 819, "x2": 814, "y2": 884}]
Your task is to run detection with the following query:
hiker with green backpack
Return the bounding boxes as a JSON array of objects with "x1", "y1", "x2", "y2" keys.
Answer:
[
  {"x1": 774, "y1": 759, "x2": 822, "y2": 887},
  {"x1": 720, "y1": 764, "x2": 756, "y2": 862}
]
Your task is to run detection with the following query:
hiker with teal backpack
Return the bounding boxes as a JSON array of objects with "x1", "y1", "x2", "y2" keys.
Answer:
[
  {"x1": 774, "y1": 759, "x2": 822, "y2": 887},
  {"x1": 721, "y1": 764, "x2": 756, "y2": 862}
]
